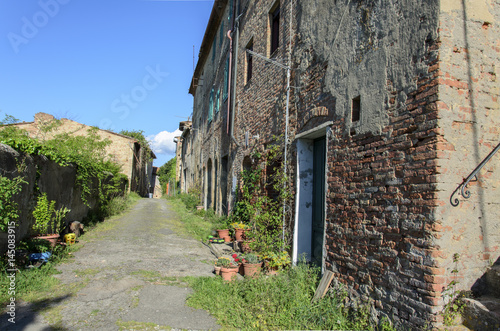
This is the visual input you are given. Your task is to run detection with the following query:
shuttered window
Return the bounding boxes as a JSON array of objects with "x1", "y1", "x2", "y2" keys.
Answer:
[{"x1": 209, "y1": 88, "x2": 214, "y2": 122}]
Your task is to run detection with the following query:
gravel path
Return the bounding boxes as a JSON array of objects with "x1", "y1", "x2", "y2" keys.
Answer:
[{"x1": 1, "y1": 198, "x2": 221, "y2": 330}]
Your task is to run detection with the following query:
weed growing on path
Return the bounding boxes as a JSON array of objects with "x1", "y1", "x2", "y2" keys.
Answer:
[
  {"x1": 166, "y1": 197, "x2": 225, "y2": 241},
  {"x1": 186, "y1": 263, "x2": 379, "y2": 330}
]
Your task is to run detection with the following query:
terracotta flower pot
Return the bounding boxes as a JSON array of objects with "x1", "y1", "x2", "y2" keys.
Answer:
[
  {"x1": 234, "y1": 228, "x2": 245, "y2": 241},
  {"x1": 214, "y1": 265, "x2": 221, "y2": 276},
  {"x1": 220, "y1": 266, "x2": 239, "y2": 281},
  {"x1": 216, "y1": 229, "x2": 231, "y2": 242},
  {"x1": 243, "y1": 262, "x2": 262, "y2": 277}
]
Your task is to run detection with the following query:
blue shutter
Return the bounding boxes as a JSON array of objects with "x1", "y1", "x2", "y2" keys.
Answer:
[
  {"x1": 209, "y1": 89, "x2": 214, "y2": 122},
  {"x1": 220, "y1": 21, "x2": 224, "y2": 47},
  {"x1": 223, "y1": 57, "x2": 229, "y2": 100},
  {"x1": 216, "y1": 89, "x2": 220, "y2": 113}
]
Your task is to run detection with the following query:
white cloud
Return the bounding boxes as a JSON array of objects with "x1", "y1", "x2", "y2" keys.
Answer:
[{"x1": 148, "y1": 129, "x2": 182, "y2": 155}]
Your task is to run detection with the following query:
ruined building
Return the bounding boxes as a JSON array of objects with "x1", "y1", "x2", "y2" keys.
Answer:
[
  {"x1": 10, "y1": 112, "x2": 156, "y2": 197},
  {"x1": 181, "y1": 0, "x2": 499, "y2": 328}
]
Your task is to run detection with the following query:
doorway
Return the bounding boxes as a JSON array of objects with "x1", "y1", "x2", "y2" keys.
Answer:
[{"x1": 294, "y1": 135, "x2": 327, "y2": 266}]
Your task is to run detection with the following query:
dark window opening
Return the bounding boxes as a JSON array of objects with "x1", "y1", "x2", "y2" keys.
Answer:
[
  {"x1": 246, "y1": 40, "x2": 253, "y2": 83},
  {"x1": 352, "y1": 96, "x2": 361, "y2": 122},
  {"x1": 270, "y1": 5, "x2": 280, "y2": 54}
]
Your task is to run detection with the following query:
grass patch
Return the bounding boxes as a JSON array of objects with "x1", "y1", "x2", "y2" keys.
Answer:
[
  {"x1": 130, "y1": 269, "x2": 186, "y2": 286},
  {"x1": 116, "y1": 319, "x2": 171, "y2": 330},
  {"x1": 0, "y1": 243, "x2": 82, "y2": 305},
  {"x1": 186, "y1": 263, "x2": 389, "y2": 330},
  {"x1": 74, "y1": 268, "x2": 100, "y2": 278},
  {"x1": 166, "y1": 197, "x2": 225, "y2": 241}
]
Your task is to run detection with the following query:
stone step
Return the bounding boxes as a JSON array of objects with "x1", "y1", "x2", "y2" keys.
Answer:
[
  {"x1": 486, "y1": 264, "x2": 500, "y2": 297},
  {"x1": 462, "y1": 296, "x2": 500, "y2": 331}
]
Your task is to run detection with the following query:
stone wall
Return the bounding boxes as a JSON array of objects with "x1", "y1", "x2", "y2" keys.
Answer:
[
  {"x1": 0, "y1": 144, "x2": 116, "y2": 253},
  {"x1": 11, "y1": 113, "x2": 154, "y2": 196},
  {"x1": 186, "y1": 1, "x2": 499, "y2": 328}
]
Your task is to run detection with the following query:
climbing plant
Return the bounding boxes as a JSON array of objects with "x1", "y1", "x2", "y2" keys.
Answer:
[
  {"x1": 0, "y1": 175, "x2": 26, "y2": 232},
  {"x1": 0, "y1": 126, "x2": 127, "y2": 209},
  {"x1": 119, "y1": 129, "x2": 154, "y2": 163},
  {"x1": 232, "y1": 136, "x2": 292, "y2": 255}
]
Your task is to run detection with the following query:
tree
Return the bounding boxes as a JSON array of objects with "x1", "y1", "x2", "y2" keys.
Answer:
[
  {"x1": 0, "y1": 111, "x2": 19, "y2": 125},
  {"x1": 119, "y1": 130, "x2": 153, "y2": 162},
  {"x1": 158, "y1": 157, "x2": 176, "y2": 186}
]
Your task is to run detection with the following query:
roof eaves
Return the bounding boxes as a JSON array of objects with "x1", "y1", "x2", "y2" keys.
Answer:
[{"x1": 189, "y1": 0, "x2": 228, "y2": 95}]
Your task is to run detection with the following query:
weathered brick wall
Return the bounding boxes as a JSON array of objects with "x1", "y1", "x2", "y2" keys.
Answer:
[
  {"x1": 435, "y1": 0, "x2": 499, "y2": 297},
  {"x1": 295, "y1": 0, "x2": 445, "y2": 328},
  {"x1": 230, "y1": 0, "x2": 296, "y2": 208},
  {"x1": 187, "y1": 2, "x2": 498, "y2": 329},
  {"x1": 295, "y1": 0, "x2": 499, "y2": 328}
]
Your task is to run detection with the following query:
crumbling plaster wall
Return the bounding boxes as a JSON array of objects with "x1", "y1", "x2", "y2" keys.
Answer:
[
  {"x1": 0, "y1": 144, "x2": 104, "y2": 253},
  {"x1": 295, "y1": 0, "x2": 439, "y2": 136},
  {"x1": 295, "y1": 0, "x2": 445, "y2": 328},
  {"x1": 436, "y1": 0, "x2": 500, "y2": 293},
  {"x1": 13, "y1": 113, "x2": 137, "y2": 192}
]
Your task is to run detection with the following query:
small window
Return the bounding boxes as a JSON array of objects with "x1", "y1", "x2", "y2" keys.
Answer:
[
  {"x1": 212, "y1": 37, "x2": 216, "y2": 63},
  {"x1": 270, "y1": 3, "x2": 280, "y2": 55},
  {"x1": 246, "y1": 39, "x2": 253, "y2": 84},
  {"x1": 352, "y1": 96, "x2": 361, "y2": 122}
]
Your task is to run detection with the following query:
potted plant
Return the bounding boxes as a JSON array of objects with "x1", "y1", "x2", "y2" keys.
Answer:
[
  {"x1": 32, "y1": 193, "x2": 70, "y2": 247},
  {"x1": 241, "y1": 252, "x2": 262, "y2": 277},
  {"x1": 214, "y1": 257, "x2": 227, "y2": 275},
  {"x1": 219, "y1": 256, "x2": 239, "y2": 281},
  {"x1": 214, "y1": 218, "x2": 231, "y2": 243},
  {"x1": 263, "y1": 250, "x2": 291, "y2": 275},
  {"x1": 230, "y1": 222, "x2": 249, "y2": 241}
]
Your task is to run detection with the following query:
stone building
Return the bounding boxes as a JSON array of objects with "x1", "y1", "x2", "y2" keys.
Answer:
[
  {"x1": 10, "y1": 112, "x2": 155, "y2": 196},
  {"x1": 183, "y1": 0, "x2": 499, "y2": 328}
]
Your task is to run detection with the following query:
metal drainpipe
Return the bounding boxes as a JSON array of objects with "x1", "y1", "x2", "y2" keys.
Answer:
[
  {"x1": 226, "y1": 29, "x2": 233, "y2": 135},
  {"x1": 230, "y1": 16, "x2": 240, "y2": 144},
  {"x1": 282, "y1": 0, "x2": 293, "y2": 248}
]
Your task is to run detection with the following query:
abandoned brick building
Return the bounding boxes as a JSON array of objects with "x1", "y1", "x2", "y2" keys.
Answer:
[
  {"x1": 10, "y1": 112, "x2": 156, "y2": 196},
  {"x1": 181, "y1": 0, "x2": 499, "y2": 328}
]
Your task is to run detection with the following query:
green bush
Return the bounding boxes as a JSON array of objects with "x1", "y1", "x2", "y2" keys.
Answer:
[
  {"x1": 180, "y1": 193, "x2": 200, "y2": 211},
  {"x1": 0, "y1": 175, "x2": 25, "y2": 232}
]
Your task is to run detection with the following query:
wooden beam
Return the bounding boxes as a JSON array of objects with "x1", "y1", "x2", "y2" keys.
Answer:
[{"x1": 312, "y1": 270, "x2": 335, "y2": 302}]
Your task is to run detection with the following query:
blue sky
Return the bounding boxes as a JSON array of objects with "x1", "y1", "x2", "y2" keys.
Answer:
[{"x1": 0, "y1": 0, "x2": 214, "y2": 167}]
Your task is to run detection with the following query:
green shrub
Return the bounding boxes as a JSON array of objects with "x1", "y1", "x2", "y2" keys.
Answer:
[
  {"x1": 0, "y1": 175, "x2": 25, "y2": 232},
  {"x1": 180, "y1": 193, "x2": 199, "y2": 211}
]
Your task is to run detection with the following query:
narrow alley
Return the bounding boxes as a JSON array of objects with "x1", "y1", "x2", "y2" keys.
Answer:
[{"x1": 1, "y1": 198, "x2": 220, "y2": 330}]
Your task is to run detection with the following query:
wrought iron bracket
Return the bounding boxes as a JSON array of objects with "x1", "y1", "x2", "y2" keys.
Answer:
[{"x1": 450, "y1": 142, "x2": 500, "y2": 206}]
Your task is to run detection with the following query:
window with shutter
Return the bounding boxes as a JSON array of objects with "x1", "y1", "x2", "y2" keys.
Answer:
[{"x1": 209, "y1": 89, "x2": 214, "y2": 122}]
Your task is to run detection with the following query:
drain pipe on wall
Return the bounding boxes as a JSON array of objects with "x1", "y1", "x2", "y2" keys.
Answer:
[
  {"x1": 230, "y1": 15, "x2": 241, "y2": 144},
  {"x1": 226, "y1": 29, "x2": 233, "y2": 135},
  {"x1": 282, "y1": 0, "x2": 293, "y2": 248}
]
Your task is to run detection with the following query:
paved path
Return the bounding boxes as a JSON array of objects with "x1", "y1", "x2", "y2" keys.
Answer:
[{"x1": 2, "y1": 198, "x2": 220, "y2": 330}]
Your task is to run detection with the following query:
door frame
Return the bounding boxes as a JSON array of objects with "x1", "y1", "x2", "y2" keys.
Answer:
[{"x1": 293, "y1": 123, "x2": 331, "y2": 269}]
